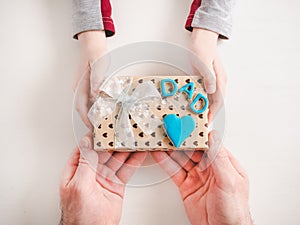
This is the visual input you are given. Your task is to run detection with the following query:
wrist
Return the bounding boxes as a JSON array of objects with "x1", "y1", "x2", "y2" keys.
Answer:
[
  {"x1": 78, "y1": 30, "x2": 106, "y2": 44},
  {"x1": 191, "y1": 28, "x2": 218, "y2": 46},
  {"x1": 60, "y1": 210, "x2": 119, "y2": 225},
  {"x1": 78, "y1": 30, "x2": 107, "y2": 64},
  {"x1": 189, "y1": 28, "x2": 218, "y2": 70}
]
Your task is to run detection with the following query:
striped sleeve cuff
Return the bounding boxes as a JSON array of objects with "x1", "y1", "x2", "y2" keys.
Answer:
[
  {"x1": 72, "y1": 0, "x2": 104, "y2": 39},
  {"x1": 101, "y1": 0, "x2": 115, "y2": 37},
  {"x1": 191, "y1": 10, "x2": 232, "y2": 39},
  {"x1": 185, "y1": 0, "x2": 234, "y2": 39}
]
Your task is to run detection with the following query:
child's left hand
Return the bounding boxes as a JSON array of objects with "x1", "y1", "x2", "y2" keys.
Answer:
[{"x1": 74, "y1": 30, "x2": 107, "y2": 129}]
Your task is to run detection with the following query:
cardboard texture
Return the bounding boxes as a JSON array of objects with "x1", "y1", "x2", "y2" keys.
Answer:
[{"x1": 92, "y1": 75, "x2": 209, "y2": 151}]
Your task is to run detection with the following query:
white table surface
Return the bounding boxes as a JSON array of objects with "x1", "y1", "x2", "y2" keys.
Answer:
[{"x1": 0, "y1": 0, "x2": 300, "y2": 224}]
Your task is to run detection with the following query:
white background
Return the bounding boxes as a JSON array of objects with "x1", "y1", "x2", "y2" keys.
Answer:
[{"x1": 0, "y1": 0, "x2": 300, "y2": 224}]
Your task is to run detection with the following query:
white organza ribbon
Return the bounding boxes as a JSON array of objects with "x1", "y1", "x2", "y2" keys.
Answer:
[{"x1": 88, "y1": 77, "x2": 162, "y2": 148}]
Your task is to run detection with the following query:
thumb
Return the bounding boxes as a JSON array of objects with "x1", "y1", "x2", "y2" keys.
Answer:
[
  {"x1": 208, "y1": 131, "x2": 237, "y2": 189},
  {"x1": 74, "y1": 137, "x2": 98, "y2": 182},
  {"x1": 89, "y1": 53, "x2": 111, "y2": 100},
  {"x1": 201, "y1": 63, "x2": 216, "y2": 94},
  {"x1": 191, "y1": 55, "x2": 216, "y2": 94}
]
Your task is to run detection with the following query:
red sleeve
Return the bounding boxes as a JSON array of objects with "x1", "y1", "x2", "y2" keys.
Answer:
[
  {"x1": 101, "y1": 0, "x2": 115, "y2": 37},
  {"x1": 185, "y1": 0, "x2": 202, "y2": 32},
  {"x1": 101, "y1": 0, "x2": 200, "y2": 36}
]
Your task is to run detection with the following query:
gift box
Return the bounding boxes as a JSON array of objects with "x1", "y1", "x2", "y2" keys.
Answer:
[{"x1": 88, "y1": 75, "x2": 209, "y2": 151}]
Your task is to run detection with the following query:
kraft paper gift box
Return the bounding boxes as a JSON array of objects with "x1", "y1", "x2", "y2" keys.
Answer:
[{"x1": 88, "y1": 75, "x2": 209, "y2": 151}]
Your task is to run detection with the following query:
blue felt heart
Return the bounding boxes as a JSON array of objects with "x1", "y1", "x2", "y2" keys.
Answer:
[{"x1": 163, "y1": 114, "x2": 195, "y2": 148}]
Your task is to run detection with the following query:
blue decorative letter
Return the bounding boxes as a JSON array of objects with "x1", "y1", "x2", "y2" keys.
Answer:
[
  {"x1": 161, "y1": 78, "x2": 178, "y2": 97},
  {"x1": 190, "y1": 93, "x2": 208, "y2": 114},
  {"x1": 178, "y1": 82, "x2": 195, "y2": 99}
]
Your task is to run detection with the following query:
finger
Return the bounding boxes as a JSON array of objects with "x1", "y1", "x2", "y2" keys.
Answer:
[
  {"x1": 98, "y1": 151, "x2": 113, "y2": 164},
  {"x1": 105, "y1": 152, "x2": 131, "y2": 172},
  {"x1": 184, "y1": 151, "x2": 204, "y2": 164},
  {"x1": 60, "y1": 148, "x2": 80, "y2": 187},
  {"x1": 208, "y1": 54, "x2": 226, "y2": 122},
  {"x1": 207, "y1": 89, "x2": 224, "y2": 123},
  {"x1": 89, "y1": 53, "x2": 110, "y2": 100},
  {"x1": 74, "y1": 69, "x2": 93, "y2": 129},
  {"x1": 96, "y1": 163, "x2": 123, "y2": 185},
  {"x1": 151, "y1": 152, "x2": 186, "y2": 187},
  {"x1": 74, "y1": 137, "x2": 98, "y2": 182},
  {"x1": 90, "y1": 72, "x2": 103, "y2": 101},
  {"x1": 208, "y1": 131, "x2": 238, "y2": 188},
  {"x1": 167, "y1": 151, "x2": 196, "y2": 171},
  {"x1": 77, "y1": 105, "x2": 93, "y2": 129},
  {"x1": 117, "y1": 152, "x2": 147, "y2": 183},
  {"x1": 213, "y1": 54, "x2": 227, "y2": 97},
  {"x1": 73, "y1": 59, "x2": 90, "y2": 92},
  {"x1": 202, "y1": 68, "x2": 216, "y2": 94},
  {"x1": 192, "y1": 62, "x2": 216, "y2": 94},
  {"x1": 227, "y1": 150, "x2": 248, "y2": 178}
]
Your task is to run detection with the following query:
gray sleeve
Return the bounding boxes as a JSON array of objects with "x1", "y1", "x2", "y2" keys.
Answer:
[
  {"x1": 192, "y1": 0, "x2": 235, "y2": 39},
  {"x1": 72, "y1": 0, "x2": 104, "y2": 39}
]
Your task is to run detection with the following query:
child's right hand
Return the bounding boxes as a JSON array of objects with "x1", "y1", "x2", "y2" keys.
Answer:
[
  {"x1": 190, "y1": 28, "x2": 227, "y2": 122},
  {"x1": 74, "y1": 30, "x2": 107, "y2": 129}
]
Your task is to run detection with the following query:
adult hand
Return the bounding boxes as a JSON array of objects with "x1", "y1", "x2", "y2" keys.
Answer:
[
  {"x1": 151, "y1": 132, "x2": 253, "y2": 225},
  {"x1": 74, "y1": 31, "x2": 107, "y2": 129},
  {"x1": 60, "y1": 135, "x2": 147, "y2": 225},
  {"x1": 190, "y1": 28, "x2": 227, "y2": 122}
]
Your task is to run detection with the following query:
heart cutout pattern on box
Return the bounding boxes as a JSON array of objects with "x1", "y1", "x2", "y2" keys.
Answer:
[{"x1": 163, "y1": 114, "x2": 196, "y2": 148}]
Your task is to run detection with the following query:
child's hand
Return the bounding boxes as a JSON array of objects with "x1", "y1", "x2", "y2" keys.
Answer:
[
  {"x1": 74, "y1": 31, "x2": 107, "y2": 128},
  {"x1": 190, "y1": 28, "x2": 227, "y2": 122}
]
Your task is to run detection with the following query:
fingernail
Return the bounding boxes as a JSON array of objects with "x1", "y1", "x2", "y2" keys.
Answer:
[
  {"x1": 79, "y1": 138, "x2": 89, "y2": 149},
  {"x1": 206, "y1": 85, "x2": 216, "y2": 93}
]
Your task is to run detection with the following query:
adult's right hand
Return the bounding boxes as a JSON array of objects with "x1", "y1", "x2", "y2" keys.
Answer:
[{"x1": 151, "y1": 132, "x2": 253, "y2": 225}]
